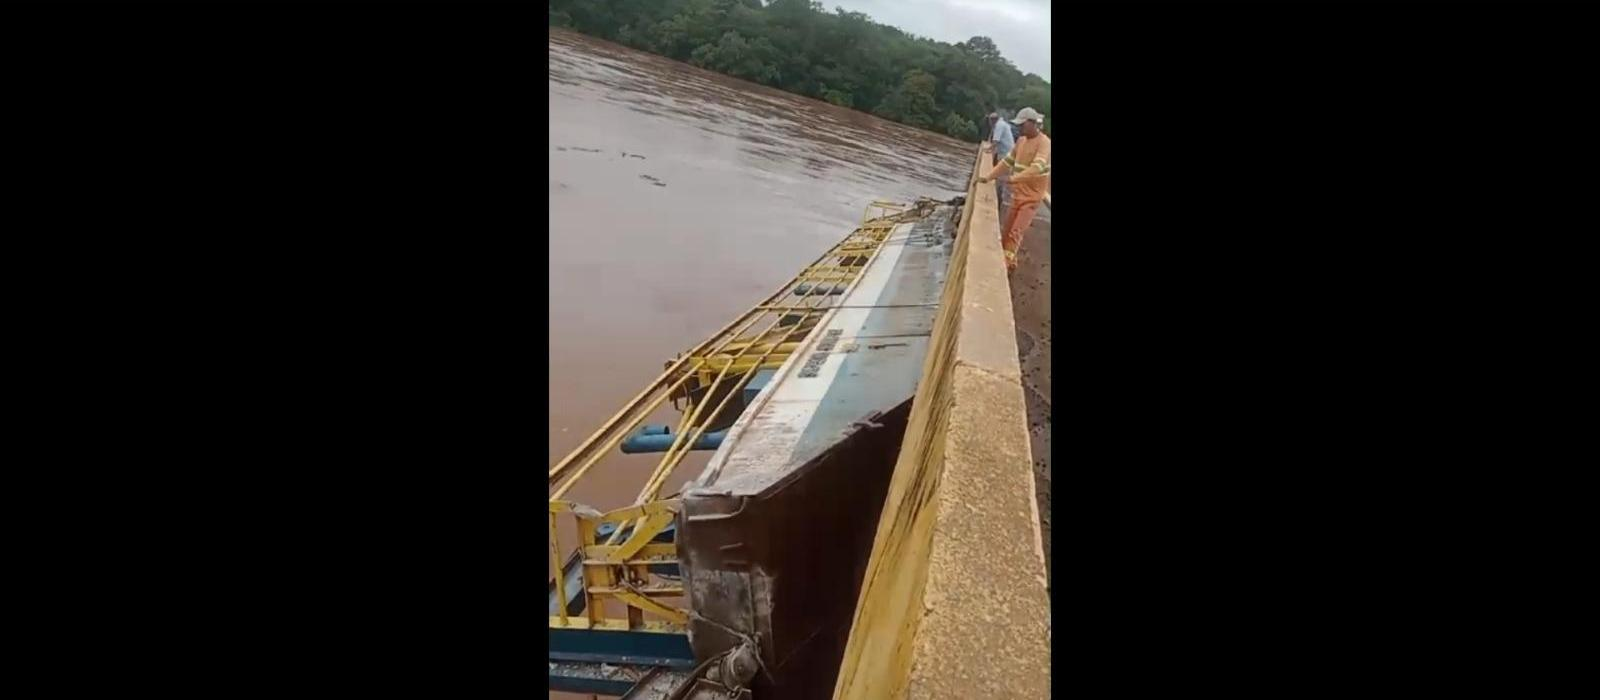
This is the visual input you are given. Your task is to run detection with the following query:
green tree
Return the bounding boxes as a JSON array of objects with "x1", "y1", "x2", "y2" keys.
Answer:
[
  {"x1": 1010, "y1": 81, "x2": 1052, "y2": 136},
  {"x1": 548, "y1": 0, "x2": 1050, "y2": 142},
  {"x1": 690, "y1": 31, "x2": 781, "y2": 84},
  {"x1": 819, "y1": 86, "x2": 853, "y2": 108},
  {"x1": 941, "y1": 112, "x2": 976, "y2": 140},
  {"x1": 874, "y1": 69, "x2": 939, "y2": 129},
  {"x1": 1012, "y1": 84, "x2": 1051, "y2": 115},
  {"x1": 959, "y1": 36, "x2": 1005, "y2": 65}
]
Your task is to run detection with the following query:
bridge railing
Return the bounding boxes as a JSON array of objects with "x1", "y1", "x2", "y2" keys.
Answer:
[{"x1": 832, "y1": 147, "x2": 1051, "y2": 699}]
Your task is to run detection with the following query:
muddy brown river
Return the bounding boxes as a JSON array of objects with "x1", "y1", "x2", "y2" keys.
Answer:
[{"x1": 548, "y1": 29, "x2": 972, "y2": 698}]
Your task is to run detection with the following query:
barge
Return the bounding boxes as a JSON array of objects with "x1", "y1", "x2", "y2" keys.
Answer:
[{"x1": 549, "y1": 197, "x2": 960, "y2": 699}]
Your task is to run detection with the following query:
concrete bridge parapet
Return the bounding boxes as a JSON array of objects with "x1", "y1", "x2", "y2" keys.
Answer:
[{"x1": 832, "y1": 149, "x2": 1051, "y2": 700}]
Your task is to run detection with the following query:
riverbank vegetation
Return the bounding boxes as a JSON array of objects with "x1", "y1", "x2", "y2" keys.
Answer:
[{"x1": 549, "y1": 0, "x2": 1051, "y2": 142}]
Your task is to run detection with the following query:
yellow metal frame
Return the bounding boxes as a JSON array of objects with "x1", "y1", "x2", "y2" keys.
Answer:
[
  {"x1": 550, "y1": 499, "x2": 686, "y2": 629},
  {"x1": 550, "y1": 200, "x2": 940, "y2": 634}
]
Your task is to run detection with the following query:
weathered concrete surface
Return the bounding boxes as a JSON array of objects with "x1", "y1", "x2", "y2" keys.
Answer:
[
  {"x1": 1010, "y1": 208, "x2": 1051, "y2": 583},
  {"x1": 833, "y1": 151, "x2": 1050, "y2": 700},
  {"x1": 906, "y1": 367, "x2": 1049, "y2": 700}
]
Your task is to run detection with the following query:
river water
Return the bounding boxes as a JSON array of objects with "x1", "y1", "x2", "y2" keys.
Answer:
[{"x1": 548, "y1": 29, "x2": 971, "y2": 698}]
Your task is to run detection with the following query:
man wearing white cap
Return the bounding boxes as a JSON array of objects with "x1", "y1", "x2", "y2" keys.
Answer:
[{"x1": 978, "y1": 106, "x2": 1051, "y2": 274}]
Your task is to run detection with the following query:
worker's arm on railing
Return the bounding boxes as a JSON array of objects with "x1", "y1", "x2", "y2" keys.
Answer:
[{"x1": 989, "y1": 137, "x2": 1050, "y2": 185}]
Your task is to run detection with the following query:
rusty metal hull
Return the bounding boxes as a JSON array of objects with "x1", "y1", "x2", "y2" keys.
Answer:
[
  {"x1": 678, "y1": 402, "x2": 910, "y2": 698},
  {"x1": 676, "y1": 207, "x2": 956, "y2": 698}
]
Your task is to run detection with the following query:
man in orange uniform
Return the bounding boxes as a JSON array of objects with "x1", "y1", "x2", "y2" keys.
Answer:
[{"x1": 978, "y1": 107, "x2": 1050, "y2": 274}]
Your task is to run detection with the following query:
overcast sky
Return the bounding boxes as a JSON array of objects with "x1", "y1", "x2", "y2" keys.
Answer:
[{"x1": 829, "y1": 0, "x2": 1051, "y2": 82}]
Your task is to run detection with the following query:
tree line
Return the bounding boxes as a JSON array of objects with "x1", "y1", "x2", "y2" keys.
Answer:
[{"x1": 549, "y1": 0, "x2": 1052, "y2": 142}]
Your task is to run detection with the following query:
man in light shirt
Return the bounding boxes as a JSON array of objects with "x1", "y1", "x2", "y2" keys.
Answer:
[
  {"x1": 985, "y1": 110, "x2": 1015, "y2": 161},
  {"x1": 983, "y1": 110, "x2": 1017, "y2": 223}
]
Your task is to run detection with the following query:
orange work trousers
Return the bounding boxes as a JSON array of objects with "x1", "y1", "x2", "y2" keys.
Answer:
[{"x1": 1000, "y1": 198, "x2": 1042, "y2": 273}]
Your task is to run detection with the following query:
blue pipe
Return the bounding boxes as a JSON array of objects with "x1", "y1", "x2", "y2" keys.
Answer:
[{"x1": 621, "y1": 428, "x2": 728, "y2": 454}]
